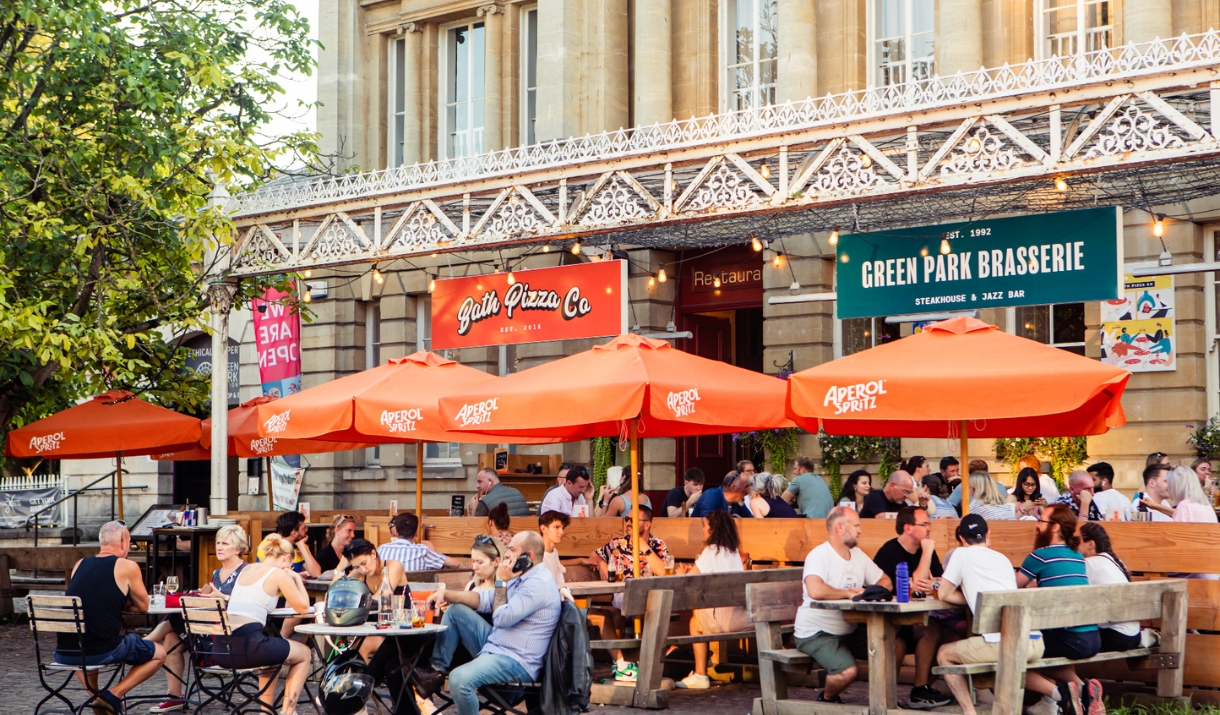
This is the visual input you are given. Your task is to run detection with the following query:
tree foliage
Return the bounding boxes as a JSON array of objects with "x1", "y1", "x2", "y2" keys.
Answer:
[{"x1": 0, "y1": 0, "x2": 317, "y2": 449}]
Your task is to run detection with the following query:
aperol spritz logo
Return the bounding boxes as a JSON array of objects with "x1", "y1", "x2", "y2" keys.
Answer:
[
  {"x1": 380, "y1": 408, "x2": 422, "y2": 433},
  {"x1": 455, "y1": 399, "x2": 497, "y2": 427},
  {"x1": 29, "y1": 432, "x2": 65, "y2": 454},
  {"x1": 249, "y1": 438, "x2": 277, "y2": 455},
  {"x1": 263, "y1": 410, "x2": 291, "y2": 434},
  {"x1": 666, "y1": 389, "x2": 701, "y2": 417},
  {"x1": 822, "y1": 380, "x2": 887, "y2": 415}
]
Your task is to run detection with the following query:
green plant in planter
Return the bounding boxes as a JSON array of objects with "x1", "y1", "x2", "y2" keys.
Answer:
[
  {"x1": 817, "y1": 432, "x2": 902, "y2": 501},
  {"x1": 993, "y1": 436, "x2": 1087, "y2": 489},
  {"x1": 591, "y1": 436, "x2": 614, "y2": 490},
  {"x1": 1189, "y1": 417, "x2": 1220, "y2": 459},
  {"x1": 732, "y1": 428, "x2": 803, "y2": 476}
]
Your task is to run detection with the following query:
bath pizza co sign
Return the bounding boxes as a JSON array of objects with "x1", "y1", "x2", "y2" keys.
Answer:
[
  {"x1": 431, "y1": 260, "x2": 628, "y2": 349},
  {"x1": 835, "y1": 207, "x2": 1123, "y2": 319}
]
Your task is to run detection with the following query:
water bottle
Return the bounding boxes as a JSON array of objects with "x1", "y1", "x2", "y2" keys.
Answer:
[
  {"x1": 378, "y1": 568, "x2": 394, "y2": 626},
  {"x1": 895, "y1": 562, "x2": 910, "y2": 603}
]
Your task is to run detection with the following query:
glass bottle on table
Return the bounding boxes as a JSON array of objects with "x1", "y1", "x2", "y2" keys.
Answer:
[
  {"x1": 378, "y1": 567, "x2": 394, "y2": 626},
  {"x1": 606, "y1": 560, "x2": 617, "y2": 584}
]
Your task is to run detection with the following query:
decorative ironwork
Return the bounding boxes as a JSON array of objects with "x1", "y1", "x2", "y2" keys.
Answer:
[
  {"x1": 483, "y1": 195, "x2": 547, "y2": 239},
  {"x1": 302, "y1": 215, "x2": 370, "y2": 263},
  {"x1": 383, "y1": 206, "x2": 452, "y2": 253},
  {"x1": 578, "y1": 174, "x2": 652, "y2": 226},
  {"x1": 1084, "y1": 103, "x2": 1188, "y2": 159},
  {"x1": 230, "y1": 227, "x2": 289, "y2": 271},
  {"x1": 685, "y1": 162, "x2": 760, "y2": 212},
  {"x1": 941, "y1": 126, "x2": 1022, "y2": 175},
  {"x1": 811, "y1": 147, "x2": 884, "y2": 196}
]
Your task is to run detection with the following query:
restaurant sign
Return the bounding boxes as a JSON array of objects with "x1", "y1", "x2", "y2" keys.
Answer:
[
  {"x1": 835, "y1": 207, "x2": 1123, "y2": 320},
  {"x1": 430, "y1": 260, "x2": 628, "y2": 350}
]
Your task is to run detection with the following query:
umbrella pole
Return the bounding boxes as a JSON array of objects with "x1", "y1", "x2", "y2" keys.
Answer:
[
  {"x1": 630, "y1": 420, "x2": 640, "y2": 579},
  {"x1": 959, "y1": 420, "x2": 969, "y2": 516},
  {"x1": 116, "y1": 452, "x2": 124, "y2": 522},
  {"x1": 265, "y1": 456, "x2": 273, "y2": 511},
  {"x1": 416, "y1": 442, "x2": 425, "y2": 520}
]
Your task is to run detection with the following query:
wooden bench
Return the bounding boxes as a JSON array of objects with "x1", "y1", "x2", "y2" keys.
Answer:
[
  {"x1": 930, "y1": 580, "x2": 1188, "y2": 715},
  {"x1": 747, "y1": 580, "x2": 831, "y2": 715},
  {"x1": 588, "y1": 568, "x2": 803, "y2": 709}
]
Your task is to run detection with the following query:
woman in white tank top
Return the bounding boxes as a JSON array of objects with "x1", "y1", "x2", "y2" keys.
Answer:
[{"x1": 217, "y1": 534, "x2": 311, "y2": 714}]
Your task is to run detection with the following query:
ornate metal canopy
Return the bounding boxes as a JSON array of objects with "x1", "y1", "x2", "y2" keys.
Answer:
[{"x1": 226, "y1": 33, "x2": 1220, "y2": 276}]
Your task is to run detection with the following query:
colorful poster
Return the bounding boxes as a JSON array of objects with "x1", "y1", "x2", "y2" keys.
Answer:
[
  {"x1": 1100, "y1": 274, "x2": 1175, "y2": 372},
  {"x1": 251, "y1": 287, "x2": 303, "y2": 398},
  {"x1": 270, "y1": 459, "x2": 304, "y2": 511}
]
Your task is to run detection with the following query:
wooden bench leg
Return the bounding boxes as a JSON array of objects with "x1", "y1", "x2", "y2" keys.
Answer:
[
  {"x1": 865, "y1": 612, "x2": 897, "y2": 715},
  {"x1": 993, "y1": 604, "x2": 1032, "y2": 715},
  {"x1": 755, "y1": 622, "x2": 789, "y2": 715},
  {"x1": 1156, "y1": 590, "x2": 1187, "y2": 699},
  {"x1": 633, "y1": 588, "x2": 674, "y2": 709}
]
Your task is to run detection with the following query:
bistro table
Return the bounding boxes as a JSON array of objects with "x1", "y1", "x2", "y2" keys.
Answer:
[
  {"x1": 295, "y1": 622, "x2": 446, "y2": 711},
  {"x1": 806, "y1": 598, "x2": 962, "y2": 715}
]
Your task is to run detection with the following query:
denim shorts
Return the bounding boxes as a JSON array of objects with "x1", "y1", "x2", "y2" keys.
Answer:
[{"x1": 55, "y1": 633, "x2": 157, "y2": 666}]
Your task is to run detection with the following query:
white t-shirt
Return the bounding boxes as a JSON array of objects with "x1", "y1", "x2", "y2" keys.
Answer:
[
  {"x1": 1084, "y1": 555, "x2": 1139, "y2": 636},
  {"x1": 1131, "y1": 493, "x2": 1172, "y2": 522},
  {"x1": 794, "y1": 542, "x2": 884, "y2": 638},
  {"x1": 543, "y1": 548, "x2": 566, "y2": 587},
  {"x1": 1092, "y1": 489, "x2": 1131, "y2": 521},
  {"x1": 940, "y1": 544, "x2": 1021, "y2": 641},
  {"x1": 539, "y1": 487, "x2": 587, "y2": 517},
  {"x1": 695, "y1": 545, "x2": 743, "y2": 574}
]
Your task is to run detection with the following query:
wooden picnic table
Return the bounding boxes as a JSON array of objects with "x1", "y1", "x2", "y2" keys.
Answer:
[{"x1": 565, "y1": 580, "x2": 625, "y2": 598}]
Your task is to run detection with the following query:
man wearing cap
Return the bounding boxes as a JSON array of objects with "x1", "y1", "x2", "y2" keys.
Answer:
[{"x1": 935, "y1": 515, "x2": 1062, "y2": 715}]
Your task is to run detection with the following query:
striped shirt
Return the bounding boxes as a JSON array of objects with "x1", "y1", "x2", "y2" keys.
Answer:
[
  {"x1": 376, "y1": 539, "x2": 446, "y2": 572},
  {"x1": 477, "y1": 564, "x2": 562, "y2": 679},
  {"x1": 1019, "y1": 545, "x2": 1095, "y2": 633}
]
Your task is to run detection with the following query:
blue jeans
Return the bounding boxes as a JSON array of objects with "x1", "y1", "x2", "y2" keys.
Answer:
[
  {"x1": 431, "y1": 604, "x2": 491, "y2": 673},
  {"x1": 448, "y1": 654, "x2": 533, "y2": 715}
]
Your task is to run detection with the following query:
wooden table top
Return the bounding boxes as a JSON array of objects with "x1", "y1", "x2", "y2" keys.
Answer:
[
  {"x1": 565, "y1": 580, "x2": 626, "y2": 597},
  {"x1": 806, "y1": 597, "x2": 961, "y2": 613},
  {"x1": 295, "y1": 622, "x2": 446, "y2": 638}
]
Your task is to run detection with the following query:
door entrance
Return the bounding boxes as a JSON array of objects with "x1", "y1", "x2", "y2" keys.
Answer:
[{"x1": 678, "y1": 313, "x2": 735, "y2": 484}]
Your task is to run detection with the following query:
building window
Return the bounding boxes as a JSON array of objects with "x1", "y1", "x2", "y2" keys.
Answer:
[
  {"x1": 365, "y1": 302, "x2": 382, "y2": 466},
  {"x1": 841, "y1": 317, "x2": 901, "y2": 357},
  {"x1": 871, "y1": 0, "x2": 934, "y2": 87},
  {"x1": 726, "y1": 0, "x2": 778, "y2": 111},
  {"x1": 1016, "y1": 303, "x2": 1086, "y2": 354},
  {"x1": 390, "y1": 38, "x2": 407, "y2": 167},
  {"x1": 442, "y1": 20, "x2": 485, "y2": 159},
  {"x1": 521, "y1": 5, "x2": 538, "y2": 146},
  {"x1": 415, "y1": 295, "x2": 460, "y2": 464},
  {"x1": 1038, "y1": 0, "x2": 1112, "y2": 59}
]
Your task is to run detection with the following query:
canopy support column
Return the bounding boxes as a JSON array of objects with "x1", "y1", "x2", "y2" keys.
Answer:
[
  {"x1": 630, "y1": 420, "x2": 640, "y2": 578},
  {"x1": 115, "y1": 452, "x2": 124, "y2": 522},
  {"x1": 265, "y1": 456, "x2": 273, "y2": 511},
  {"x1": 207, "y1": 280, "x2": 237, "y2": 517},
  {"x1": 960, "y1": 420, "x2": 969, "y2": 516},
  {"x1": 416, "y1": 442, "x2": 425, "y2": 519}
]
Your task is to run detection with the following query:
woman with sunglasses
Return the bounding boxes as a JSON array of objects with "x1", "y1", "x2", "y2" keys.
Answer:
[{"x1": 316, "y1": 513, "x2": 357, "y2": 575}]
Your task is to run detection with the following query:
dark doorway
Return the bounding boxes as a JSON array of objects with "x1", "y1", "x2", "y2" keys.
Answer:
[
  {"x1": 174, "y1": 460, "x2": 210, "y2": 507},
  {"x1": 678, "y1": 313, "x2": 734, "y2": 484}
]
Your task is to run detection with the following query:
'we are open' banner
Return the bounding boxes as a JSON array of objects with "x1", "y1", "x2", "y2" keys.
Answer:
[
  {"x1": 431, "y1": 261, "x2": 628, "y2": 350},
  {"x1": 251, "y1": 287, "x2": 302, "y2": 399}
]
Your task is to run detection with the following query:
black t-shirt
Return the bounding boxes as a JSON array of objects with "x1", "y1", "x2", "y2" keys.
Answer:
[
  {"x1": 317, "y1": 544, "x2": 343, "y2": 573},
  {"x1": 661, "y1": 486, "x2": 689, "y2": 516},
  {"x1": 872, "y1": 538, "x2": 943, "y2": 587},
  {"x1": 859, "y1": 490, "x2": 906, "y2": 518}
]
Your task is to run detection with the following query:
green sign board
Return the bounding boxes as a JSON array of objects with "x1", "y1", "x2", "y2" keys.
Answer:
[{"x1": 835, "y1": 207, "x2": 1123, "y2": 320}]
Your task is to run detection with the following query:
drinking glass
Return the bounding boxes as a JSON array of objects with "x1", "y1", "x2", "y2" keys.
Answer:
[
  {"x1": 166, "y1": 576, "x2": 179, "y2": 594},
  {"x1": 664, "y1": 555, "x2": 675, "y2": 576},
  {"x1": 153, "y1": 583, "x2": 166, "y2": 608},
  {"x1": 411, "y1": 600, "x2": 426, "y2": 628}
]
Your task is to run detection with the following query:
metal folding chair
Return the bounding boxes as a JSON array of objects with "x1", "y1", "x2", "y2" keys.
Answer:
[
  {"x1": 27, "y1": 595, "x2": 123, "y2": 715},
  {"x1": 179, "y1": 596, "x2": 280, "y2": 715}
]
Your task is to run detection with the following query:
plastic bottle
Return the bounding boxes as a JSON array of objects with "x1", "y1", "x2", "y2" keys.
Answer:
[
  {"x1": 378, "y1": 568, "x2": 394, "y2": 625},
  {"x1": 895, "y1": 562, "x2": 910, "y2": 603}
]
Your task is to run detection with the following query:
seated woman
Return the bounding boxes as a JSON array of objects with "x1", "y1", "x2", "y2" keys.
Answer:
[
  {"x1": 316, "y1": 514, "x2": 357, "y2": 575},
  {"x1": 144, "y1": 524, "x2": 249, "y2": 713},
  {"x1": 1079, "y1": 523, "x2": 1141, "y2": 652},
  {"x1": 1007, "y1": 467, "x2": 1046, "y2": 520},
  {"x1": 968, "y1": 472, "x2": 1015, "y2": 520},
  {"x1": 837, "y1": 470, "x2": 872, "y2": 512},
  {"x1": 922, "y1": 473, "x2": 956, "y2": 518},
  {"x1": 597, "y1": 467, "x2": 652, "y2": 517},
  {"x1": 343, "y1": 539, "x2": 409, "y2": 663},
  {"x1": 748, "y1": 472, "x2": 799, "y2": 518},
  {"x1": 676, "y1": 510, "x2": 751, "y2": 690},
  {"x1": 213, "y1": 534, "x2": 311, "y2": 714},
  {"x1": 483, "y1": 503, "x2": 513, "y2": 551}
]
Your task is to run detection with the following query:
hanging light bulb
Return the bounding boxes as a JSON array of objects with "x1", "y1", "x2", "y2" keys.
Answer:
[
  {"x1": 751, "y1": 235, "x2": 763, "y2": 252},
  {"x1": 920, "y1": 247, "x2": 929, "y2": 257},
  {"x1": 509, "y1": 194, "x2": 519, "y2": 206},
  {"x1": 860, "y1": 154, "x2": 873, "y2": 169},
  {"x1": 303, "y1": 269, "x2": 312, "y2": 278},
  {"x1": 303, "y1": 290, "x2": 312, "y2": 303},
  {"x1": 940, "y1": 237, "x2": 952, "y2": 254},
  {"x1": 428, "y1": 274, "x2": 436, "y2": 293},
  {"x1": 542, "y1": 244, "x2": 551, "y2": 253},
  {"x1": 713, "y1": 273, "x2": 722, "y2": 288},
  {"x1": 571, "y1": 241, "x2": 582, "y2": 255},
  {"x1": 648, "y1": 275, "x2": 656, "y2": 288},
  {"x1": 1153, "y1": 214, "x2": 1165, "y2": 238},
  {"x1": 1055, "y1": 177, "x2": 1069, "y2": 193},
  {"x1": 773, "y1": 251, "x2": 784, "y2": 268},
  {"x1": 507, "y1": 270, "x2": 516, "y2": 285},
  {"x1": 759, "y1": 162, "x2": 771, "y2": 179},
  {"x1": 829, "y1": 228, "x2": 839, "y2": 246},
  {"x1": 372, "y1": 266, "x2": 383, "y2": 284},
  {"x1": 658, "y1": 266, "x2": 668, "y2": 283}
]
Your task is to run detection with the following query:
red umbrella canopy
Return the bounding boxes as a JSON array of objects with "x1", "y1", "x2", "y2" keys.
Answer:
[
  {"x1": 786, "y1": 316, "x2": 1129, "y2": 438},
  {"x1": 438, "y1": 333, "x2": 795, "y2": 440},
  {"x1": 6, "y1": 390, "x2": 202, "y2": 459}
]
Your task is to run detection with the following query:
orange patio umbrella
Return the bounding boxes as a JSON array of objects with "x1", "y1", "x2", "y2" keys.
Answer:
[
  {"x1": 5, "y1": 390, "x2": 203, "y2": 520},
  {"x1": 785, "y1": 316, "x2": 1129, "y2": 514},
  {"x1": 256, "y1": 351, "x2": 553, "y2": 518},
  {"x1": 155, "y1": 396, "x2": 372, "y2": 509},
  {"x1": 438, "y1": 333, "x2": 796, "y2": 575}
]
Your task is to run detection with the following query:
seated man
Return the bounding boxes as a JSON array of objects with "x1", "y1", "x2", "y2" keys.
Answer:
[
  {"x1": 53, "y1": 521, "x2": 167, "y2": 715},
  {"x1": 537, "y1": 510, "x2": 570, "y2": 589},
  {"x1": 538, "y1": 466, "x2": 591, "y2": 517},
  {"x1": 794, "y1": 506, "x2": 891, "y2": 703},
  {"x1": 378, "y1": 512, "x2": 465, "y2": 571},
  {"x1": 662, "y1": 468, "x2": 705, "y2": 517},
  {"x1": 871, "y1": 506, "x2": 950, "y2": 709},
  {"x1": 256, "y1": 510, "x2": 322, "y2": 577},
  {"x1": 419, "y1": 532, "x2": 561, "y2": 715},
  {"x1": 860, "y1": 470, "x2": 915, "y2": 518},
  {"x1": 690, "y1": 472, "x2": 752, "y2": 518},
  {"x1": 1056, "y1": 471, "x2": 1103, "y2": 522},
  {"x1": 935, "y1": 515, "x2": 1062, "y2": 715},
  {"x1": 589, "y1": 506, "x2": 669, "y2": 683}
]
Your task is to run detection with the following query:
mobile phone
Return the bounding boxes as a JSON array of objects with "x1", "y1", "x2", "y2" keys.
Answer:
[{"x1": 512, "y1": 554, "x2": 533, "y2": 574}]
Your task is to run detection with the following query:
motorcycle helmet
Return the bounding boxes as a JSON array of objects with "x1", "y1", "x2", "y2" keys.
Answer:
[
  {"x1": 319, "y1": 651, "x2": 374, "y2": 715},
  {"x1": 325, "y1": 576, "x2": 372, "y2": 627}
]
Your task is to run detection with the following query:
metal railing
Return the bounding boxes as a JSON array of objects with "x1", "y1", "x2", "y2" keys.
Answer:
[{"x1": 23, "y1": 470, "x2": 121, "y2": 549}]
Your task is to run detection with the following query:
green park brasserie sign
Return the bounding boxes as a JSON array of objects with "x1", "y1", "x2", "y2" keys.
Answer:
[{"x1": 835, "y1": 207, "x2": 1123, "y2": 319}]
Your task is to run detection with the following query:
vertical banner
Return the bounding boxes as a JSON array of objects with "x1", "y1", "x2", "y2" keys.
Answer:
[
  {"x1": 270, "y1": 459, "x2": 305, "y2": 511},
  {"x1": 1100, "y1": 274, "x2": 1176, "y2": 372},
  {"x1": 252, "y1": 287, "x2": 303, "y2": 398}
]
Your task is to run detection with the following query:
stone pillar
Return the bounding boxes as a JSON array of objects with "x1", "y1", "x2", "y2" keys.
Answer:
[
  {"x1": 817, "y1": 0, "x2": 868, "y2": 94},
  {"x1": 536, "y1": 0, "x2": 582, "y2": 141},
  {"x1": 402, "y1": 23, "x2": 424, "y2": 165},
  {"x1": 936, "y1": 0, "x2": 983, "y2": 75},
  {"x1": 207, "y1": 281, "x2": 237, "y2": 517},
  {"x1": 672, "y1": 0, "x2": 717, "y2": 119},
  {"x1": 633, "y1": 0, "x2": 673, "y2": 127},
  {"x1": 479, "y1": 4, "x2": 504, "y2": 152},
  {"x1": 777, "y1": 0, "x2": 817, "y2": 103},
  {"x1": 317, "y1": 0, "x2": 365, "y2": 170},
  {"x1": 1125, "y1": 0, "x2": 1174, "y2": 43}
]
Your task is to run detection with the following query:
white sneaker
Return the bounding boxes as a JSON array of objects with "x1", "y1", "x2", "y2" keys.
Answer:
[
  {"x1": 676, "y1": 672, "x2": 711, "y2": 689},
  {"x1": 416, "y1": 694, "x2": 437, "y2": 715}
]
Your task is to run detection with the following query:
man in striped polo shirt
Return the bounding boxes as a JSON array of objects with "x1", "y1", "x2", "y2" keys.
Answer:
[
  {"x1": 1016, "y1": 503, "x2": 1103, "y2": 715},
  {"x1": 377, "y1": 512, "x2": 464, "y2": 572}
]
